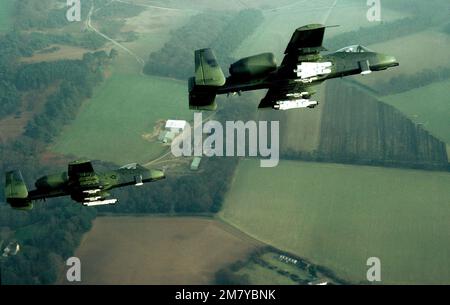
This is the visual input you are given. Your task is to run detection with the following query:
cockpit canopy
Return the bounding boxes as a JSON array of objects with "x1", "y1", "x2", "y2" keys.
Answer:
[
  {"x1": 336, "y1": 45, "x2": 374, "y2": 53},
  {"x1": 120, "y1": 163, "x2": 138, "y2": 170}
]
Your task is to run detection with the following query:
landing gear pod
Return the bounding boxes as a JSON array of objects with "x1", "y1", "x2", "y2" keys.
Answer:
[
  {"x1": 359, "y1": 60, "x2": 372, "y2": 75},
  {"x1": 135, "y1": 175, "x2": 143, "y2": 186}
]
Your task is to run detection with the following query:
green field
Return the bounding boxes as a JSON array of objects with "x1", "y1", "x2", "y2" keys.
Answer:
[
  {"x1": 233, "y1": 0, "x2": 407, "y2": 59},
  {"x1": 381, "y1": 79, "x2": 450, "y2": 146},
  {"x1": 51, "y1": 5, "x2": 194, "y2": 165},
  {"x1": 0, "y1": 0, "x2": 15, "y2": 32},
  {"x1": 358, "y1": 30, "x2": 450, "y2": 87},
  {"x1": 220, "y1": 159, "x2": 450, "y2": 284},
  {"x1": 51, "y1": 72, "x2": 191, "y2": 165}
]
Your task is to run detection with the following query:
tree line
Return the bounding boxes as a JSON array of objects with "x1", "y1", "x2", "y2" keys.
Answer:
[
  {"x1": 13, "y1": 0, "x2": 73, "y2": 30},
  {"x1": 375, "y1": 67, "x2": 450, "y2": 96},
  {"x1": 0, "y1": 132, "x2": 99, "y2": 284},
  {"x1": 20, "y1": 51, "x2": 114, "y2": 143},
  {"x1": 0, "y1": 30, "x2": 107, "y2": 118},
  {"x1": 0, "y1": 199, "x2": 97, "y2": 284},
  {"x1": 0, "y1": 49, "x2": 115, "y2": 284},
  {"x1": 210, "y1": 9, "x2": 264, "y2": 68},
  {"x1": 326, "y1": 9, "x2": 449, "y2": 51},
  {"x1": 144, "y1": 9, "x2": 264, "y2": 80},
  {"x1": 214, "y1": 246, "x2": 350, "y2": 285}
]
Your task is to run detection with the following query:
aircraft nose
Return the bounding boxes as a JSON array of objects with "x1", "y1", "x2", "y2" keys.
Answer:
[
  {"x1": 386, "y1": 55, "x2": 399, "y2": 67},
  {"x1": 142, "y1": 169, "x2": 165, "y2": 183},
  {"x1": 152, "y1": 169, "x2": 166, "y2": 180},
  {"x1": 372, "y1": 54, "x2": 399, "y2": 71},
  {"x1": 379, "y1": 55, "x2": 399, "y2": 69}
]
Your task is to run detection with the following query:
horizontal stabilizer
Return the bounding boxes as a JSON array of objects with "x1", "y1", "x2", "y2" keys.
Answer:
[
  {"x1": 5, "y1": 171, "x2": 33, "y2": 210},
  {"x1": 194, "y1": 49, "x2": 226, "y2": 87},
  {"x1": 188, "y1": 49, "x2": 226, "y2": 111}
]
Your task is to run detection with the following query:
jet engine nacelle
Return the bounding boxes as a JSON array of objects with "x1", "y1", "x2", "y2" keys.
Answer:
[
  {"x1": 35, "y1": 173, "x2": 68, "y2": 190},
  {"x1": 229, "y1": 53, "x2": 277, "y2": 78}
]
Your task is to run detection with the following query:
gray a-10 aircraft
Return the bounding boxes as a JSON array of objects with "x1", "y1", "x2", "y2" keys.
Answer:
[
  {"x1": 5, "y1": 160, "x2": 165, "y2": 210},
  {"x1": 188, "y1": 24, "x2": 399, "y2": 111}
]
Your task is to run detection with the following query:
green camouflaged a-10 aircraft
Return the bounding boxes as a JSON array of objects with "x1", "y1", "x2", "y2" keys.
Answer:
[
  {"x1": 188, "y1": 24, "x2": 399, "y2": 111},
  {"x1": 5, "y1": 160, "x2": 165, "y2": 210}
]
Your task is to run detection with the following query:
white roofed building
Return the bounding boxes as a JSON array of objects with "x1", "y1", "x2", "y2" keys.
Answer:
[
  {"x1": 165, "y1": 120, "x2": 187, "y2": 133},
  {"x1": 158, "y1": 120, "x2": 188, "y2": 144}
]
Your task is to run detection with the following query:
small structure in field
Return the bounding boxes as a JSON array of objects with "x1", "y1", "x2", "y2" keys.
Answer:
[
  {"x1": 165, "y1": 120, "x2": 187, "y2": 133},
  {"x1": 308, "y1": 280, "x2": 329, "y2": 285},
  {"x1": 158, "y1": 131, "x2": 178, "y2": 144},
  {"x1": 159, "y1": 120, "x2": 188, "y2": 144},
  {"x1": 190, "y1": 157, "x2": 202, "y2": 171},
  {"x1": 2, "y1": 241, "x2": 20, "y2": 257}
]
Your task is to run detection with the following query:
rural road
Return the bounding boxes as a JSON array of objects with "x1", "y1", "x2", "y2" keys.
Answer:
[
  {"x1": 84, "y1": 0, "x2": 340, "y2": 169},
  {"x1": 86, "y1": 1, "x2": 146, "y2": 66}
]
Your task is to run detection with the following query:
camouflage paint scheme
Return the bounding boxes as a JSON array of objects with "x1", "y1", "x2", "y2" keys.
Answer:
[
  {"x1": 5, "y1": 160, "x2": 165, "y2": 210},
  {"x1": 188, "y1": 24, "x2": 399, "y2": 110}
]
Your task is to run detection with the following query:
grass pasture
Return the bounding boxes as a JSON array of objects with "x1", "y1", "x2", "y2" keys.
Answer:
[
  {"x1": 66, "y1": 216, "x2": 261, "y2": 284},
  {"x1": 51, "y1": 73, "x2": 191, "y2": 165},
  {"x1": 381, "y1": 79, "x2": 450, "y2": 146},
  {"x1": 121, "y1": 9, "x2": 193, "y2": 57},
  {"x1": 233, "y1": 0, "x2": 332, "y2": 58},
  {"x1": 232, "y1": 0, "x2": 407, "y2": 59},
  {"x1": 359, "y1": 30, "x2": 450, "y2": 87},
  {"x1": 50, "y1": 2, "x2": 196, "y2": 165},
  {"x1": 220, "y1": 159, "x2": 450, "y2": 284},
  {"x1": 325, "y1": 0, "x2": 409, "y2": 39}
]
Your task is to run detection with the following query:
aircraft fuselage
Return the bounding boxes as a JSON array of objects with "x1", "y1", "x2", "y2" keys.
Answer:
[{"x1": 219, "y1": 51, "x2": 399, "y2": 95}]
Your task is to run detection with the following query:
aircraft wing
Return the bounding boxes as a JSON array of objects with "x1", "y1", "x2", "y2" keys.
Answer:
[
  {"x1": 111, "y1": 163, "x2": 165, "y2": 188},
  {"x1": 68, "y1": 160, "x2": 95, "y2": 180},
  {"x1": 281, "y1": 24, "x2": 327, "y2": 68}
]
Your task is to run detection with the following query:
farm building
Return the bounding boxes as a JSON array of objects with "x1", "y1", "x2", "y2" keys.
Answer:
[
  {"x1": 165, "y1": 120, "x2": 187, "y2": 133},
  {"x1": 158, "y1": 131, "x2": 178, "y2": 144},
  {"x1": 158, "y1": 120, "x2": 188, "y2": 143},
  {"x1": 2, "y1": 241, "x2": 20, "y2": 257}
]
